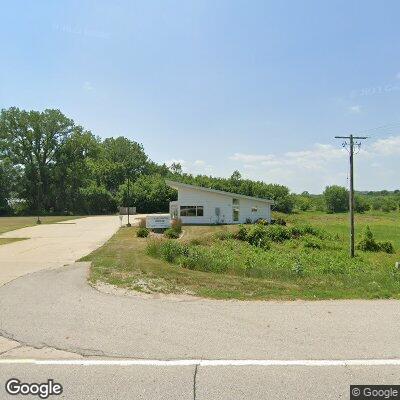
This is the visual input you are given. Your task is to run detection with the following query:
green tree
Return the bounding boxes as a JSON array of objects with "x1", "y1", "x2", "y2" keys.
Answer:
[
  {"x1": 381, "y1": 198, "x2": 397, "y2": 212},
  {"x1": 295, "y1": 195, "x2": 312, "y2": 211},
  {"x1": 0, "y1": 107, "x2": 74, "y2": 211},
  {"x1": 90, "y1": 137, "x2": 149, "y2": 194},
  {"x1": 354, "y1": 195, "x2": 370, "y2": 213},
  {"x1": 79, "y1": 183, "x2": 116, "y2": 214},
  {"x1": 169, "y1": 162, "x2": 183, "y2": 174},
  {"x1": 371, "y1": 197, "x2": 383, "y2": 211},
  {"x1": 323, "y1": 185, "x2": 349, "y2": 213},
  {"x1": 230, "y1": 170, "x2": 242, "y2": 181},
  {"x1": 51, "y1": 127, "x2": 100, "y2": 212},
  {"x1": 117, "y1": 174, "x2": 177, "y2": 213},
  {"x1": 0, "y1": 159, "x2": 16, "y2": 214}
]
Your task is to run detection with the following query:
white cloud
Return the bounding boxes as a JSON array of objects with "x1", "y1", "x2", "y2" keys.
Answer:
[
  {"x1": 243, "y1": 164, "x2": 258, "y2": 170},
  {"x1": 194, "y1": 160, "x2": 205, "y2": 166},
  {"x1": 228, "y1": 136, "x2": 399, "y2": 192},
  {"x1": 348, "y1": 105, "x2": 362, "y2": 114},
  {"x1": 230, "y1": 153, "x2": 275, "y2": 163},
  {"x1": 371, "y1": 135, "x2": 400, "y2": 155},
  {"x1": 230, "y1": 144, "x2": 346, "y2": 171}
]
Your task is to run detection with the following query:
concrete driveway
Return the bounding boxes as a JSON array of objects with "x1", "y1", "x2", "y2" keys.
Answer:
[{"x1": 0, "y1": 216, "x2": 121, "y2": 286}]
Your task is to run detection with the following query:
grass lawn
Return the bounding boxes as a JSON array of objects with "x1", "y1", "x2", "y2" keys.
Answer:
[
  {"x1": 85, "y1": 211, "x2": 400, "y2": 300},
  {"x1": 0, "y1": 216, "x2": 84, "y2": 235},
  {"x1": 0, "y1": 238, "x2": 28, "y2": 246}
]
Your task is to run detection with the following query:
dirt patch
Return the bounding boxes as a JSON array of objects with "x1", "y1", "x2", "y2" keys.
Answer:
[{"x1": 92, "y1": 280, "x2": 200, "y2": 302}]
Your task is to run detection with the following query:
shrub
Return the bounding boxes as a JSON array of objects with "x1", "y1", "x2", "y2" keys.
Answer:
[
  {"x1": 303, "y1": 236, "x2": 322, "y2": 250},
  {"x1": 371, "y1": 198, "x2": 382, "y2": 211},
  {"x1": 289, "y1": 226, "x2": 303, "y2": 238},
  {"x1": 180, "y1": 247, "x2": 213, "y2": 271},
  {"x1": 292, "y1": 259, "x2": 304, "y2": 276},
  {"x1": 381, "y1": 199, "x2": 398, "y2": 212},
  {"x1": 245, "y1": 225, "x2": 271, "y2": 249},
  {"x1": 265, "y1": 225, "x2": 291, "y2": 242},
  {"x1": 136, "y1": 227, "x2": 150, "y2": 238},
  {"x1": 256, "y1": 218, "x2": 269, "y2": 225},
  {"x1": 235, "y1": 223, "x2": 324, "y2": 246},
  {"x1": 147, "y1": 240, "x2": 228, "y2": 274},
  {"x1": 214, "y1": 231, "x2": 234, "y2": 241},
  {"x1": 355, "y1": 196, "x2": 370, "y2": 213},
  {"x1": 164, "y1": 228, "x2": 180, "y2": 239},
  {"x1": 159, "y1": 241, "x2": 185, "y2": 262},
  {"x1": 298, "y1": 224, "x2": 322, "y2": 237},
  {"x1": 273, "y1": 217, "x2": 287, "y2": 226},
  {"x1": 378, "y1": 241, "x2": 395, "y2": 254},
  {"x1": 171, "y1": 218, "x2": 182, "y2": 233},
  {"x1": 146, "y1": 240, "x2": 161, "y2": 257},
  {"x1": 357, "y1": 226, "x2": 380, "y2": 252},
  {"x1": 323, "y1": 185, "x2": 349, "y2": 213},
  {"x1": 235, "y1": 225, "x2": 248, "y2": 241},
  {"x1": 357, "y1": 226, "x2": 394, "y2": 253}
]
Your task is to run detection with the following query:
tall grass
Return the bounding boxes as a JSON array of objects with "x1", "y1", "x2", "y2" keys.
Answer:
[
  {"x1": 147, "y1": 235, "x2": 373, "y2": 280},
  {"x1": 88, "y1": 210, "x2": 400, "y2": 299}
]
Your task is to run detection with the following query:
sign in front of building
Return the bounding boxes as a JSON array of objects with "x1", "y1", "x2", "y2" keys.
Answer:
[
  {"x1": 119, "y1": 207, "x2": 136, "y2": 215},
  {"x1": 146, "y1": 215, "x2": 171, "y2": 229}
]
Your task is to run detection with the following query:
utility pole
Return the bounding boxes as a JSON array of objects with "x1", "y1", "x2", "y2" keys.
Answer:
[
  {"x1": 36, "y1": 178, "x2": 42, "y2": 225},
  {"x1": 334, "y1": 134, "x2": 367, "y2": 257},
  {"x1": 126, "y1": 173, "x2": 131, "y2": 227}
]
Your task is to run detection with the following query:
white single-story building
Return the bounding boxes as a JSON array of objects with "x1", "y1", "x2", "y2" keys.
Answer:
[{"x1": 166, "y1": 180, "x2": 274, "y2": 225}]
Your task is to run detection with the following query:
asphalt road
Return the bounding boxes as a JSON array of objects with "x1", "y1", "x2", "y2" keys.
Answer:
[{"x1": 0, "y1": 363, "x2": 399, "y2": 399}]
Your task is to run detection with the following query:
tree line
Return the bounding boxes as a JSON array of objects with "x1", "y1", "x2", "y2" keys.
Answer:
[
  {"x1": 294, "y1": 186, "x2": 400, "y2": 214},
  {"x1": 0, "y1": 107, "x2": 295, "y2": 216}
]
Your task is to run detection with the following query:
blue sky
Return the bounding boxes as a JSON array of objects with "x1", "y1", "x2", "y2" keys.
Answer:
[{"x1": 1, "y1": 0, "x2": 399, "y2": 193}]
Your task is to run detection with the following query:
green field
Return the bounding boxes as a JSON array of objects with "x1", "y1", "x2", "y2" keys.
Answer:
[
  {"x1": 85, "y1": 211, "x2": 399, "y2": 300},
  {"x1": 0, "y1": 216, "x2": 84, "y2": 235}
]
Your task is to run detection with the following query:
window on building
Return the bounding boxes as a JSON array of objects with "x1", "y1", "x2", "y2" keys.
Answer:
[
  {"x1": 233, "y1": 207, "x2": 239, "y2": 222},
  {"x1": 180, "y1": 206, "x2": 204, "y2": 217},
  {"x1": 251, "y1": 206, "x2": 258, "y2": 212},
  {"x1": 180, "y1": 206, "x2": 196, "y2": 216},
  {"x1": 232, "y1": 198, "x2": 240, "y2": 205}
]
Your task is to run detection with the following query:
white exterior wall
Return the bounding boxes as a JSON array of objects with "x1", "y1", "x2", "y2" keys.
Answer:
[{"x1": 170, "y1": 187, "x2": 271, "y2": 225}]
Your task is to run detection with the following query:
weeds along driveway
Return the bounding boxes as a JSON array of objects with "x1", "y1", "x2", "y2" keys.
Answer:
[
  {"x1": 0, "y1": 216, "x2": 120, "y2": 286},
  {"x1": 1, "y1": 262, "x2": 400, "y2": 360}
]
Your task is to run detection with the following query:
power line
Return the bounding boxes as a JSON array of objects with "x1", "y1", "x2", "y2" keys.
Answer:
[{"x1": 334, "y1": 134, "x2": 368, "y2": 258}]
